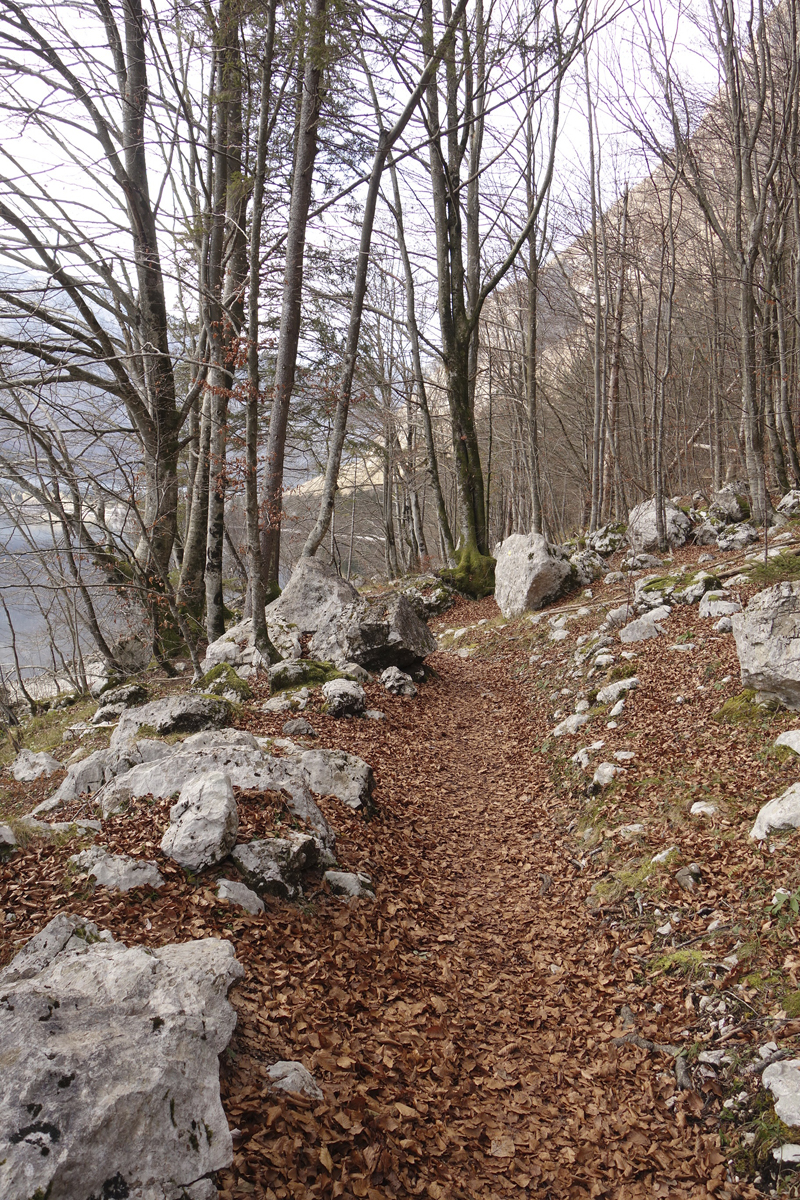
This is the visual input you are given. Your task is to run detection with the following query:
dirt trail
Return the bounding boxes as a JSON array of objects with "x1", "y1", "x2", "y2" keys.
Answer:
[{"x1": 220, "y1": 650, "x2": 740, "y2": 1200}]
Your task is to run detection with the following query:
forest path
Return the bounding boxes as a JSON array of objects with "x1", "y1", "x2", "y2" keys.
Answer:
[{"x1": 222, "y1": 649, "x2": 732, "y2": 1200}]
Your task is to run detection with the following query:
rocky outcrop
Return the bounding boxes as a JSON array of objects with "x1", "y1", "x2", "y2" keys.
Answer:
[
  {"x1": 396, "y1": 575, "x2": 456, "y2": 619},
  {"x1": 494, "y1": 533, "x2": 573, "y2": 618},
  {"x1": 0, "y1": 914, "x2": 242, "y2": 1200},
  {"x1": 35, "y1": 740, "x2": 171, "y2": 813},
  {"x1": 111, "y1": 694, "x2": 233, "y2": 750},
  {"x1": 266, "y1": 558, "x2": 436, "y2": 670},
  {"x1": 12, "y1": 749, "x2": 63, "y2": 782},
  {"x1": 587, "y1": 524, "x2": 626, "y2": 555},
  {"x1": 68, "y1": 845, "x2": 164, "y2": 891},
  {"x1": 160, "y1": 772, "x2": 239, "y2": 871},
  {"x1": 299, "y1": 748, "x2": 374, "y2": 812},
  {"x1": 732, "y1": 581, "x2": 800, "y2": 708},
  {"x1": 709, "y1": 480, "x2": 750, "y2": 525},
  {"x1": 626, "y1": 498, "x2": 691, "y2": 553},
  {"x1": 202, "y1": 614, "x2": 302, "y2": 678},
  {"x1": 569, "y1": 549, "x2": 606, "y2": 585},
  {"x1": 698, "y1": 591, "x2": 742, "y2": 619},
  {"x1": 777, "y1": 490, "x2": 800, "y2": 518},
  {"x1": 322, "y1": 678, "x2": 367, "y2": 717}
]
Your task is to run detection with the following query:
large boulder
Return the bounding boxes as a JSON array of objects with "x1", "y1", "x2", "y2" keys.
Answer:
[
  {"x1": 299, "y1": 747, "x2": 374, "y2": 812},
  {"x1": 626, "y1": 499, "x2": 691, "y2": 553},
  {"x1": 201, "y1": 614, "x2": 302, "y2": 678},
  {"x1": 160, "y1": 771, "x2": 239, "y2": 871},
  {"x1": 732, "y1": 581, "x2": 800, "y2": 708},
  {"x1": 709, "y1": 480, "x2": 750, "y2": 525},
  {"x1": 750, "y1": 784, "x2": 800, "y2": 841},
  {"x1": 35, "y1": 740, "x2": 171, "y2": 814},
  {"x1": 0, "y1": 914, "x2": 242, "y2": 1200},
  {"x1": 12, "y1": 749, "x2": 63, "y2": 782},
  {"x1": 396, "y1": 575, "x2": 456, "y2": 619},
  {"x1": 494, "y1": 533, "x2": 573, "y2": 618},
  {"x1": 266, "y1": 558, "x2": 436, "y2": 670},
  {"x1": 111, "y1": 694, "x2": 232, "y2": 750}
]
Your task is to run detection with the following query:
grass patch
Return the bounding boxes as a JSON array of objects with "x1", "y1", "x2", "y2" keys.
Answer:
[
  {"x1": 715, "y1": 690, "x2": 779, "y2": 726},
  {"x1": 606, "y1": 661, "x2": 639, "y2": 683},
  {"x1": 0, "y1": 698, "x2": 97, "y2": 768},
  {"x1": 782, "y1": 989, "x2": 800, "y2": 1017},
  {"x1": 641, "y1": 574, "x2": 681, "y2": 594},
  {"x1": 199, "y1": 663, "x2": 252, "y2": 702},
  {"x1": 649, "y1": 948, "x2": 707, "y2": 978},
  {"x1": 747, "y1": 551, "x2": 800, "y2": 586}
]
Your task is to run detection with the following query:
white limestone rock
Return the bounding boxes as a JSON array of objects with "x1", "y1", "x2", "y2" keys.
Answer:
[
  {"x1": 698, "y1": 591, "x2": 742, "y2": 619},
  {"x1": 596, "y1": 677, "x2": 639, "y2": 705},
  {"x1": 0, "y1": 916, "x2": 242, "y2": 1200},
  {"x1": 299, "y1": 747, "x2": 374, "y2": 812},
  {"x1": 593, "y1": 762, "x2": 619, "y2": 789},
  {"x1": 750, "y1": 783, "x2": 800, "y2": 841},
  {"x1": 0, "y1": 822, "x2": 16, "y2": 854},
  {"x1": 322, "y1": 678, "x2": 367, "y2": 717},
  {"x1": 587, "y1": 525, "x2": 626, "y2": 555},
  {"x1": 717, "y1": 522, "x2": 759, "y2": 552},
  {"x1": 380, "y1": 666, "x2": 417, "y2": 696},
  {"x1": 619, "y1": 606, "x2": 671, "y2": 643},
  {"x1": 733, "y1": 581, "x2": 800, "y2": 708},
  {"x1": 626, "y1": 498, "x2": 691, "y2": 554},
  {"x1": 266, "y1": 1061, "x2": 323, "y2": 1100},
  {"x1": 69, "y1": 845, "x2": 165, "y2": 891},
  {"x1": 232, "y1": 833, "x2": 319, "y2": 899},
  {"x1": 494, "y1": 533, "x2": 573, "y2": 618},
  {"x1": 12, "y1": 749, "x2": 63, "y2": 782},
  {"x1": 776, "y1": 730, "x2": 800, "y2": 755},
  {"x1": 216, "y1": 878, "x2": 265, "y2": 915},
  {"x1": 202, "y1": 614, "x2": 301, "y2": 678},
  {"x1": 324, "y1": 870, "x2": 375, "y2": 899},
  {"x1": 569, "y1": 549, "x2": 606, "y2": 585},
  {"x1": 111, "y1": 694, "x2": 232, "y2": 750},
  {"x1": 777, "y1": 490, "x2": 800, "y2": 518},
  {"x1": 763, "y1": 1059, "x2": 800, "y2": 1127},
  {"x1": 709, "y1": 481, "x2": 750, "y2": 525},
  {"x1": 160, "y1": 772, "x2": 239, "y2": 872},
  {"x1": 552, "y1": 713, "x2": 590, "y2": 737},
  {"x1": 690, "y1": 802, "x2": 717, "y2": 818}
]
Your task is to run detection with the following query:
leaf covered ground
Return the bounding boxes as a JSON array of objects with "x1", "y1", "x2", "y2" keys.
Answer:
[{"x1": 4, "y1": 546, "x2": 800, "y2": 1197}]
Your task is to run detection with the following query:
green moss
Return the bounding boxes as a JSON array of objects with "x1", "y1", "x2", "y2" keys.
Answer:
[
  {"x1": 199, "y1": 663, "x2": 252, "y2": 702},
  {"x1": 650, "y1": 948, "x2": 706, "y2": 978},
  {"x1": 715, "y1": 689, "x2": 780, "y2": 726},
  {"x1": 748, "y1": 552, "x2": 800, "y2": 586},
  {"x1": 641, "y1": 574, "x2": 680, "y2": 594},
  {"x1": 783, "y1": 990, "x2": 800, "y2": 1017},
  {"x1": 269, "y1": 660, "x2": 344, "y2": 695},
  {"x1": 440, "y1": 546, "x2": 496, "y2": 599},
  {"x1": 606, "y1": 661, "x2": 639, "y2": 683}
]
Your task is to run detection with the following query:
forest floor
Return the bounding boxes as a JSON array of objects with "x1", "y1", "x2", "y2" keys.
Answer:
[{"x1": 4, "y1": 545, "x2": 800, "y2": 1197}]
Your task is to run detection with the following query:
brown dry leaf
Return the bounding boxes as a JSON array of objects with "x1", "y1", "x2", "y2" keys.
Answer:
[{"x1": 489, "y1": 1135, "x2": 515, "y2": 1158}]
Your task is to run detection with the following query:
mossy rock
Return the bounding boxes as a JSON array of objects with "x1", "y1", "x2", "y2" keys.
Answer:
[
  {"x1": 641, "y1": 574, "x2": 681, "y2": 594},
  {"x1": 715, "y1": 689, "x2": 778, "y2": 725},
  {"x1": 198, "y1": 663, "x2": 252, "y2": 703},
  {"x1": 269, "y1": 659, "x2": 345, "y2": 695},
  {"x1": 606, "y1": 661, "x2": 639, "y2": 683}
]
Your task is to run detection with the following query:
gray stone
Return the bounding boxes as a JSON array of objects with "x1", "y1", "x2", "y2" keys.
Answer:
[
  {"x1": 693, "y1": 519, "x2": 723, "y2": 546},
  {"x1": 269, "y1": 659, "x2": 334, "y2": 693},
  {"x1": 587, "y1": 524, "x2": 626, "y2": 555},
  {"x1": 202, "y1": 615, "x2": 301, "y2": 678},
  {"x1": 365, "y1": 709, "x2": 385, "y2": 721},
  {"x1": 397, "y1": 575, "x2": 456, "y2": 619},
  {"x1": 602, "y1": 602, "x2": 635, "y2": 630},
  {"x1": 717, "y1": 522, "x2": 759, "y2": 551},
  {"x1": 772, "y1": 1144, "x2": 800, "y2": 1165},
  {"x1": 322, "y1": 678, "x2": 367, "y2": 717},
  {"x1": 216, "y1": 878, "x2": 265, "y2": 915},
  {"x1": 231, "y1": 833, "x2": 319, "y2": 899},
  {"x1": 341, "y1": 662, "x2": 372, "y2": 683},
  {"x1": 494, "y1": 533, "x2": 573, "y2": 618},
  {"x1": 100, "y1": 682, "x2": 149, "y2": 708},
  {"x1": 91, "y1": 702, "x2": 125, "y2": 724},
  {"x1": 763, "y1": 1059, "x2": 800, "y2": 1126},
  {"x1": 733, "y1": 581, "x2": 800, "y2": 708},
  {"x1": 160, "y1": 772, "x2": 239, "y2": 872},
  {"x1": 675, "y1": 863, "x2": 702, "y2": 890},
  {"x1": 592, "y1": 762, "x2": 619, "y2": 789},
  {"x1": 698, "y1": 591, "x2": 742, "y2": 619},
  {"x1": 37, "y1": 748, "x2": 113, "y2": 811},
  {"x1": 69, "y1": 845, "x2": 165, "y2": 891},
  {"x1": 750, "y1": 783, "x2": 800, "y2": 841},
  {"x1": 262, "y1": 688, "x2": 309, "y2": 713},
  {"x1": 777, "y1": 490, "x2": 800, "y2": 518},
  {"x1": 265, "y1": 1061, "x2": 323, "y2": 1100},
  {"x1": 12, "y1": 749, "x2": 62, "y2": 782},
  {"x1": 0, "y1": 915, "x2": 242, "y2": 1200},
  {"x1": 324, "y1": 870, "x2": 375, "y2": 898},
  {"x1": 552, "y1": 712, "x2": 590, "y2": 737},
  {"x1": 266, "y1": 557, "x2": 436, "y2": 671},
  {"x1": 0, "y1": 822, "x2": 16, "y2": 853},
  {"x1": 299, "y1": 748, "x2": 374, "y2": 811},
  {"x1": 709, "y1": 481, "x2": 750, "y2": 525},
  {"x1": 714, "y1": 616, "x2": 734, "y2": 633},
  {"x1": 690, "y1": 801, "x2": 717, "y2": 817},
  {"x1": 596, "y1": 677, "x2": 639, "y2": 705},
  {"x1": 282, "y1": 717, "x2": 316, "y2": 738},
  {"x1": 569, "y1": 549, "x2": 606, "y2": 585},
  {"x1": 776, "y1": 730, "x2": 800, "y2": 755},
  {"x1": 619, "y1": 607, "x2": 671, "y2": 644},
  {"x1": 380, "y1": 666, "x2": 417, "y2": 696},
  {"x1": 626, "y1": 498, "x2": 691, "y2": 553},
  {"x1": 604, "y1": 570, "x2": 625, "y2": 584},
  {"x1": 111, "y1": 694, "x2": 232, "y2": 750}
]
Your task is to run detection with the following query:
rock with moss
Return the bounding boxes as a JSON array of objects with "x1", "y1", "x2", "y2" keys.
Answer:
[
  {"x1": 777, "y1": 490, "x2": 800, "y2": 518},
  {"x1": 201, "y1": 614, "x2": 300, "y2": 679},
  {"x1": 569, "y1": 549, "x2": 606, "y2": 586},
  {"x1": 0, "y1": 914, "x2": 242, "y2": 1200},
  {"x1": 494, "y1": 533, "x2": 573, "y2": 618},
  {"x1": 733, "y1": 581, "x2": 800, "y2": 708},
  {"x1": 269, "y1": 659, "x2": 342, "y2": 694},
  {"x1": 626, "y1": 498, "x2": 691, "y2": 554},
  {"x1": 587, "y1": 523, "x2": 626, "y2": 555},
  {"x1": 198, "y1": 663, "x2": 253, "y2": 704},
  {"x1": 266, "y1": 557, "x2": 436, "y2": 670},
  {"x1": 398, "y1": 575, "x2": 456, "y2": 619},
  {"x1": 709, "y1": 480, "x2": 750, "y2": 525},
  {"x1": 110, "y1": 694, "x2": 233, "y2": 750},
  {"x1": 698, "y1": 590, "x2": 742, "y2": 619},
  {"x1": 692, "y1": 517, "x2": 724, "y2": 546}
]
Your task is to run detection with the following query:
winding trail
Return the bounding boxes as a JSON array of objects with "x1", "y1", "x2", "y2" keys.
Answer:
[{"x1": 222, "y1": 649, "x2": 734, "y2": 1200}]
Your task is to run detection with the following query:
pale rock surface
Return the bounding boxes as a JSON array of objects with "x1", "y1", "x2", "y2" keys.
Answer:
[
  {"x1": 37, "y1": 740, "x2": 172, "y2": 813},
  {"x1": 380, "y1": 666, "x2": 417, "y2": 696},
  {"x1": 569, "y1": 549, "x2": 605, "y2": 585},
  {"x1": 266, "y1": 1061, "x2": 323, "y2": 1100},
  {"x1": 773, "y1": 1144, "x2": 800, "y2": 1165},
  {"x1": 365, "y1": 709, "x2": 385, "y2": 720},
  {"x1": 776, "y1": 730, "x2": 800, "y2": 755},
  {"x1": 283, "y1": 716, "x2": 316, "y2": 738},
  {"x1": 111, "y1": 694, "x2": 232, "y2": 750},
  {"x1": 0, "y1": 915, "x2": 242, "y2": 1200},
  {"x1": 608, "y1": 699, "x2": 626, "y2": 717},
  {"x1": 216, "y1": 878, "x2": 265, "y2": 915},
  {"x1": 494, "y1": 533, "x2": 573, "y2": 618},
  {"x1": 397, "y1": 575, "x2": 456, "y2": 620},
  {"x1": 593, "y1": 762, "x2": 619, "y2": 789},
  {"x1": 324, "y1": 870, "x2": 375, "y2": 898},
  {"x1": 750, "y1": 783, "x2": 800, "y2": 841},
  {"x1": 619, "y1": 607, "x2": 671, "y2": 644},
  {"x1": 777, "y1": 490, "x2": 800, "y2": 518},
  {"x1": 12, "y1": 749, "x2": 63, "y2": 782},
  {"x1": 322, "y1": 678, "x2": 367, "y2": 717},
  {"x1": 299, "y1": 748, "x2": 374, "y2": 812},
  {"x1": 587, "y1": 524, "x2": 626, "y2": 555},
  {"x1": 0, "y1": 821, "x2": 16, "y2": 852},
  {"x1": 552, "y1": 713, "x2": 590, "y2": 737},
  {"x1": 596, "y1": 677, "x2": 639, "y2": 705},
  {"x1": 69, "y1": 845, "x2": 164, "y2": 891},
  {"x1": 690, "y1": 802, "x2": 717, "y2": 818},
  {"x1": 733, "y1": 581, "x2": 800, "y2": 707},
  {"x1": 717, "y1": 522, "x2": 758, "y2": 552},
  {"x1": 617, "y1": 823, "x2": 644, "y2": 839},
  {"x1": 266, "y1": 557, "x2": 435, "y2": 670},
  {"x1": 160, "y1": 772, "x2": 239, "y2": 871},
  {"x1": 709, "y1": 481, "x2": 750, "y2": 525},
  {"x1": 201, "y1": 614, "x2": 301, "y2": 678},
  {"x1": 714, "y1": 616, "x2": 734, "y2": 633},
  {"x1": 675, "y1": 863, "x2": 702, "y2": 890},
  {"x1": 763, "y1": 1059, "x2": 800, "y2": 1126},
  {"x1": 698, "y1": 591, "x2": 742, "y2": 619},
  {"x1": 232, "y1": 833, "x2": 320, "y2": 899},
  {"x1": 651, "y1": 846, "x2": 679, "y2": 864},
  {"x1": 626, "y1": 498, "x2": 691, "y2": 553}
]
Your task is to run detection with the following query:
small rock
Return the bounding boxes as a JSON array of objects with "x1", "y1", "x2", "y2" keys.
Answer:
[
  {"x1": 593, "y1": 762, "x2": 619, "y2": 789},
  {"x1": 596, "y1": 677, "x2": 639, "y2": 705},
  {"x1": 380, "y1": 666, "x2": 417, "y2": 696},
  {"x1": 160, "y1": 772, "x2": 239, "y2": 872},
  {"x1": 324, "y1": 870, "x2": 375, "y2": 899},
  {"x1": 216, "y1": 879, "x2": 265, "y2": 915},
  {"x1": 282, "y1": 717, "x2": 317, "y2": 738},
  {"x1": 571, "y1": 748, "x2": 591, "y2": 769},
  {"x1": 763, "y1": 1059, "x2": 800, "y2": 1126},
  {"x1": 759, "y1": 1041, "x2": 779, "y2": 1061},
  {"x1": 609, "y1": 699, "x2": 625, "y2": 717},
  {"x1": 675, "y1": 863, "x2": 702, "y2": 890},
  {"x1": 751, "y1": 783, "x2": 800, "y2": 841},
  {"x1": 365, "y1": 709, "x2": 385, "y2": 721},
  {"x1": 699, "y1": 1050, "x2": 728, "y2": 1066},
  {"x1": 232, "y1": 833, "x2": 319, "y2": 899},
  {"x1": 775, "y1": 730, "x2": 800, "y2": 755},
  {"x1": 594, "y1": 653, "x2": 615, "y2": 667},
  {"x1": 656, "y1": 923, "x2": 672, "y2": 936},
  {"x1": 614, "y1": 750, "x2": 635, "y2": 761},
  {"x1": 552, "y1": 713, "x2": 590, "y2": 737},
  {"x1": 690, "y1": 801, "x2": 717, "y2": 817},
  {"x1": 714, "y1": 616, "x2": 733, "y2": 633},
  {"x1": 266, "y1": 1061, "x2": 323, "y2": 1100},
  {"x1": 550, "y1": 629, "x2": 568, "y2": 642},
  {"x1": 773, "y1": 1144, "x2": 800, "y2": 1165},
  {"x1": 0, "y1": 823, "x2": 17, "y2": 853},
  {"x1": 322, "y1": 678, "x2": 367, "y2": 718},
  {"x1": 617, "y1": 823, "x2": 644, "y2": 839},
  {"x1": 69, "y1": 846, "x2": 164, "y2": 892},
  {"x1": 12, "y1": 749, "x2": 63, "y2": 782},
  {"x1": 575, "y1": 699, "x2": 590, "y2": 713}
]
